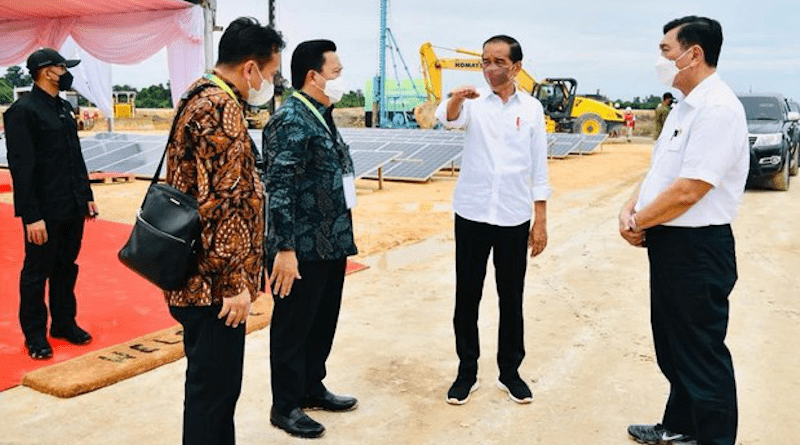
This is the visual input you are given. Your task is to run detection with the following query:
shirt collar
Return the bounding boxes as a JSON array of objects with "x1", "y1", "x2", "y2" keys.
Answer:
[
  {"x1": 682, "y1": 71, "x2": 720, "y2": 108},
  {"x1": 31, "y1": 83, "x2": 59, "y2": 103},
  {"x1": 486, "y1": 85, "x2": 522, "y2": 104},
  {"x1": 206, "y1": 73, "x2": 245, "y2": 104},
  {"x1": 299, "y1": 91, "x2": 333, "y2": 114}
]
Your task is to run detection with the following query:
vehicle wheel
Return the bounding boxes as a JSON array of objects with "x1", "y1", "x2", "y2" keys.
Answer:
[
  {"x1": 770, "y1": 153, "x2": 790, "y2": 191},
  {"x1": 790, "y1": 143, "x2": 799, "y2": 176},
  {"x1": 573, "y1": 113, "x2": 607, "y2": 134}
]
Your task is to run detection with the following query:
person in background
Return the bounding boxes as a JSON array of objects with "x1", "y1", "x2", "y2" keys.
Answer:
[
  {"x1": 654, "y1": 92, "x2": 674, "y2": 139},
  {"x1": 620, "y1": 16, "x2": 747, "y2": 445},
  {"x1": 163, "y1": 17, "x2": 283, "y2": 445},
  {"x1": 624, "y1": 106, "x2": 636, "y2": 141},
  {"x1": 4, "y1": 48, "x2": 98, "y2": 360},
  {"x1": 263, "y1": 39, "x2": 358, "y2": 439},
  {"x1": 435, "y1": 35, "x2": 550, "y2": 406}
]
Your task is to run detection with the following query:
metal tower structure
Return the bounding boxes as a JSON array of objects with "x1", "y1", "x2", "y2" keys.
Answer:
[
  {"x1": 377, "y1": 0, "x2": 388, "y2": 128},
  {"x1": 374, "y1": 0, "x2": 426, "y2": 128}
]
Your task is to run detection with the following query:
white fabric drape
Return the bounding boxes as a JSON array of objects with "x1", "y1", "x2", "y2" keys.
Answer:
[
  {"x1": 0, "y1": 4, "x2": 203, "y2": 111},
  {"x1": 61, "y1": 37, "x2": 114, "y2": 120},
  {"x1": 166, "y1": 6, "x2": 205, "y2": 107}
]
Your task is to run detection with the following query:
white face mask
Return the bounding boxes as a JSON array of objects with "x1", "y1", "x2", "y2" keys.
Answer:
[
  {"x1": 246, "y1": 67, "x2": 274, "y2": 106},
  {"x1": 654, "y1": 47, "x2": 693, "y2": 87},
  {"x1": 316, "y1": 74, "x2": 347, "y2": 104}
]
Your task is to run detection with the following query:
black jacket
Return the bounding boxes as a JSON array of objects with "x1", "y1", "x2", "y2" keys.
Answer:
[{"x1": 4, "y1": 85, "x2": 94, "y2": 224}]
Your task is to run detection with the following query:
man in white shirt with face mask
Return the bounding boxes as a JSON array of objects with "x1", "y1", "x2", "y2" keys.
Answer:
[
  {"x1": 435, "y1": 35, "x2": 550, "y2": 406},
  {"x1": 620, "y1": 16, "x2": 748, "y2": 445}
]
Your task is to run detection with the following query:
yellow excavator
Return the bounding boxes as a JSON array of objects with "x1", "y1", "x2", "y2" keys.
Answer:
[{"x1": 418, "y1": 42, "x2": 624, "y2": 134}]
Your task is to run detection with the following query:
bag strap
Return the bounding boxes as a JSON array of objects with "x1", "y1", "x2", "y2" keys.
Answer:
[{"x1": 150, "y1": 81, "x2": 217, "y2": 185}]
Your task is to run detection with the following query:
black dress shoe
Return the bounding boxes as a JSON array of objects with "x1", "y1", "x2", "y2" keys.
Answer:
[
  {"x1": 25, "y1": 337, "x2": 53, "y2": 360},
  {"x1": 50, "y1": 325, "x2": 92, "y2": 345},
  {"x1": 303, "y1": 390, "x2": 358, "y2": 412},
  {"x1": 270, "y1": 407, "x2": 325, "y2": 439}
]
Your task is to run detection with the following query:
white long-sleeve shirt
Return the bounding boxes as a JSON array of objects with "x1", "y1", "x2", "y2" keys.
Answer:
[{"x1": 435, "y1": 87, "x2": 551, "y2": 227}]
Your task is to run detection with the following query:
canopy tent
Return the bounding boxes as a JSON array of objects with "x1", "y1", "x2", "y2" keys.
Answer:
[{"x1": 0, "y1": 0, "x2": 207, "y2": 124}]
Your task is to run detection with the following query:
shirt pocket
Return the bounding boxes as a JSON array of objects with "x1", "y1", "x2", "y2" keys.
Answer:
[
  {"x1": 503, "y1": 115, "x2": 533, "y2": 164},
  {"x1": 35, "y1": 119, "x2": 65, "y2": 160}
]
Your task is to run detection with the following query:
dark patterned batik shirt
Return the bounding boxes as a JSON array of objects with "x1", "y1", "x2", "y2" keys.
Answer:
[
  {"x1": 164, "y1": 76, "x2": 264, "y2": 307},
  {"x1": 263, "y1": 92, "x2": 358, "y2": 262}
]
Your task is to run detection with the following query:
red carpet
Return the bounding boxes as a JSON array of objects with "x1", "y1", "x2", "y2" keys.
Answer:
[
  {"x1": 0, "y1": 170, "x2": 11, "y2": 193},
  {"x1": 0, "y1": 202, "x2": 369, "y2": 392},
  {"x1": 0, "y1": 203, "x2": 174, "y2": 392}
]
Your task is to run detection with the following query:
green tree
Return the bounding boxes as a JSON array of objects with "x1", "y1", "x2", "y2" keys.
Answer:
[
  {"x1": 111, "y1": 83, "x2": 173, "y2": 108},
  {"x1": 0, "y1": 79, "x2": 14, "y2": 104},
  {"x1": 4, "y1": 66, "x2": 32, "y2": 88},
  {"x1": 135, "y1": 83, "x2": 172, "y2": 108},
  {"x1": 336, "y1": 90, "x2": 365, "y2": 108},
  {"x1": 615, "y1": 94, "x2": 662, "y2": 110}
]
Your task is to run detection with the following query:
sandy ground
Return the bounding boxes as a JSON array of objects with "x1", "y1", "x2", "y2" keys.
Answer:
[{"x1": 1, "y1": 139, "x2": 799, "y2": 444}]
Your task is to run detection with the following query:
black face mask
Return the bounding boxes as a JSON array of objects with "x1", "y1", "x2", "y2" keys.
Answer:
[{"x1": 58, "y1": 70, "x2": 73, "y2": 91}]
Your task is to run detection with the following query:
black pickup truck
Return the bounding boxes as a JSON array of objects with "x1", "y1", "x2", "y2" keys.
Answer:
[{"x1": 737, "y1": 93, "x2": 800, "y2": 191}]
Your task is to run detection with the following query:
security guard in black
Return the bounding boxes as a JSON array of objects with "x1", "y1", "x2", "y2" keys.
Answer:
[
  {"x1": 4, "y1": 48, "x2": 97, "y2": 360},
  {"x1": 5, "y1": 84, "x2": 94, "y2": 224}
]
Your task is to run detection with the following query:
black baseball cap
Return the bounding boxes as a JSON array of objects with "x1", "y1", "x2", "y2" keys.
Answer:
[{"x1": 26, "y1": 48, "x2": 80, "y2": 74}]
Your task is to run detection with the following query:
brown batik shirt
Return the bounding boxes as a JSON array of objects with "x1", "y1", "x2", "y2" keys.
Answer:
[{"x1": 164, "y1": 76, "x2": 264, "y2": 307}]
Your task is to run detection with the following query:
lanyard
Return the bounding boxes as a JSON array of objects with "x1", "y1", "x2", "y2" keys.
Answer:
[
  {"x1": 292, "y1": 91, "x2": 332, "y2": 135},
  {"x1": 205, "y1": 73, "x2": 239, "y2": 105},
  {"x1": 292, "y1": 91, "x2": 352, "y2": 174}
]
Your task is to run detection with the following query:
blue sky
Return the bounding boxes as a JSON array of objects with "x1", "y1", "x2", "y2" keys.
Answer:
[{"x1": 8, "y1": 0, "x2": 800, "y2": 103}]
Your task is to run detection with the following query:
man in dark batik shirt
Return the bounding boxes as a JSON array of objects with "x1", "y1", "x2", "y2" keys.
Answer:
[{"x1": 263, "y1": 39, "x2": 358, "y2": 440}]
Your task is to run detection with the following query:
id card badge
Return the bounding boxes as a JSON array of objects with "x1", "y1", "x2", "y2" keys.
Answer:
[{"x1": 342, "y1": 174, "x2": 357, "y2": 209}]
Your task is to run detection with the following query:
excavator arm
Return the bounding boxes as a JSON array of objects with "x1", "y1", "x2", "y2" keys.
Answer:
[{"x1": 420, "y1": 42, "x2": 538, "y2": 101}]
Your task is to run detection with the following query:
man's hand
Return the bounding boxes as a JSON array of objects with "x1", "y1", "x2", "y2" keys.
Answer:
[
  {"x1": 446, "y1": 85, "x2": 480, "y2": 122},
  {"x1": 25, "y1": 220, "x2": 48, "y2": 245},
  {"x1": 218, "y1": 287, "x2": 251, "y2": 328},
  {"x1": 619, "y1": 211, "x2": 646, "y2": 247},
  {"x1": 87, "y1": 201, "x2": 99, "y2": 219},
  {"x1": 449, "y1": 85, "x2": 480, "y2": 101},
  {"x1": 528, "y1": 221, "x2": 547, "y2": 257},
  {"x1": 270, "y1": 250, "x2": 302, "y2": 298}
]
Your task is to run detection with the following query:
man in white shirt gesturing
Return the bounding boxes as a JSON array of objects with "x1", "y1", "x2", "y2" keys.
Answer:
[
  {"x1": 435, "y1": 35, "x2": 550, "y2": 406},
  {"x1": 620, "y1": 16, "x2": 748, "y2": 445}
]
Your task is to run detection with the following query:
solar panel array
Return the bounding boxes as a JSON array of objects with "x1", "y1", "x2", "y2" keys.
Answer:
[
  {"x1": 338, "y1": 128, "x2": 463, "y2": 181},
  {"x1": 0, "y1": 128, "x2": 609, "y2": 183}
]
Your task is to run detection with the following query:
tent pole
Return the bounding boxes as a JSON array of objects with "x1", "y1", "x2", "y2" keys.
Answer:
[{"x1": 202, "y1": 0, "x2": 217, "y2": 71}]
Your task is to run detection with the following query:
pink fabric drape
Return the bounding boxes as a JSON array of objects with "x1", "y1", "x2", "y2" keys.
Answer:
[
  {"x1": 0, "y1": 0, "x2": 190, "y2": 21},
  {"x1": 71, "y1": 8, "x2": 201, "y2": 64},
  {"x1": 0, "y1": 19, "x2": 75, "y2": 65},
  {"x1": 0, "y1": 4, "x2": 203, "y2": 108}
]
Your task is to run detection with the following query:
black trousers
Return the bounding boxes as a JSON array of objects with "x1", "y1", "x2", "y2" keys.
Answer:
[
  {"x1": 454, "y1": 214, "x2": 529, "y2": 380},
  {"x1": 647, "y1": 225, "x2": 738, "y2": 445},
  {"x1": 269, "y1": 257, "x2": 346, "y2": 415},
  {"x1": 170, "y1": 305, "x2": 245, "y2": 445},
  {"x1": 19, "y1": 217, "x2": 85, "y2": 341}
]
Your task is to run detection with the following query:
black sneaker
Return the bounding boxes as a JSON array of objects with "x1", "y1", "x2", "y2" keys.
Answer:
[
  {"x1": 496, "y1": 375, "x2": 533, "y2": 404},
  {"x1": 446, "y1": 377, "x2": 479, "y2": 405},
  {"x1": 627, "y1": 423, "x2": 694, "y2": 444}
]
